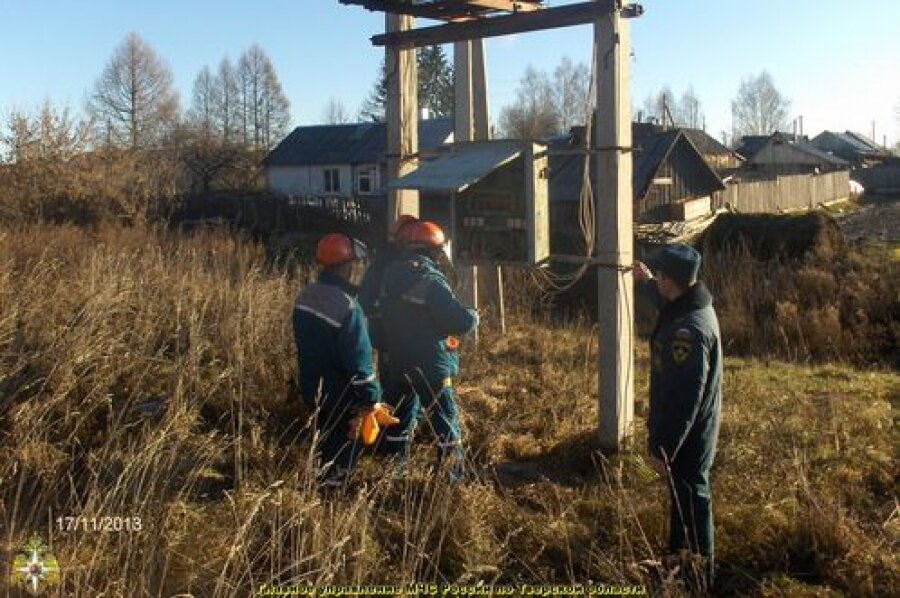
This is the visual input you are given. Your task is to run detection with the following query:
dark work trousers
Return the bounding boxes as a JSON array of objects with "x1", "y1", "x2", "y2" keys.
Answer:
[
  {"x1": 316, "y1": 393, "x2": 361, "y2": 477},
  {"x1": 668, "y1": 463, "x2": 714, "y2": 561}
]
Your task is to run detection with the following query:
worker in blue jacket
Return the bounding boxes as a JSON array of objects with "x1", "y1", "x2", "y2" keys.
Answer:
[
  {"x1": 358, "y1": 214, "x2": 418, "y2": 383},
  {"x1": 634, "y1": 244, "x2": 723, "y2": 586},
  {"x1": 358, "y1": 214, "x2": 422, "y2": 459},
  {"x1": 293, "y1": 233, "x2": 386, "y2": 487},
  {"x1": 379, "y1": 221, "x2": 479, "y2": 481}
]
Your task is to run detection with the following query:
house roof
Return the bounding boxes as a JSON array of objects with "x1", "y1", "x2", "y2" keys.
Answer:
[
  {"x1": 734, "y1": 135, "x2": 770, "y2": 160},
  {"x1": 789, "y1": 140, "x2": 850, "y2": 166},
  {"x1": 549, "y1": 126, "x2": 724, "y2": 203},
  {"x1": 842, "y1": 131, "x2": 883, "y2": 152},
  {"x1": 634, "y1": 123, "x2": 739, "y2": 161},
  {"x1": 388, "y1": 140, "x2": 532, "y2": 193},
  {"x1": 263, "y1": 118, "x2": 453, "y2": 167},
  {"x1": 811, "y1": 130, "x2": 890, "y2": 159},
  {"x1": 740, "y1": 132, "x2": 850, "y2": 167},
  {"x1": 681, "y1": 128, "x2": 737, "y2": 159},
  {"x1": 764, "y1": 133, "x2": 850, "y2": 166}
]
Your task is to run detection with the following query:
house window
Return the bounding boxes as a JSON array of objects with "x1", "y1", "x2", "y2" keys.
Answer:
[
  {"x1": 323, "y1": 168, "x2": 341, "y2": 193},
  {"x1": 357, "y1": 169, "x2": 373, "y2": 194}
]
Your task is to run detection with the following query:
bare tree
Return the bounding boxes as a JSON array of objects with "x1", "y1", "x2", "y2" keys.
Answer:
[
  {"x1": 237, "y1": 44, "x2": 290, "y2": 150},
  {"x1": 323, "y1": 98, "x2": 352, "y2": 124},
  {"x1": 641, "y1": 86, "x2": 676, "y2": 126},
  {"x1": 188, "y1": 66, "x2": 216, "y2": 135},
  {"x1": 499, "y1": 66, "x2": 559, "y2": 140},
  {"x1": 553, "y1": 57, "x2": 590, "y2": 133},
  {"x1": 260, "y1": 60, "x2": 291, "y2": 150},
  {"x1": 89, "y1": 32, "x2": 179, "y2": 149},
  {"x1": 677, "y1": 86, "x2": 704, "y2": 129},
  {"x1": 214, "y1": 58, "x2": 240, "y2": 142},
  {"x1": 732, "y1": 71, "x2": 791, "y2": 136}
]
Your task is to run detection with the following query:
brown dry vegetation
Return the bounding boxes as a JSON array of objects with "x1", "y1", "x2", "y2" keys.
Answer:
[{"x1": 0, "y1": 225, "x2": 897, "y2": 596}]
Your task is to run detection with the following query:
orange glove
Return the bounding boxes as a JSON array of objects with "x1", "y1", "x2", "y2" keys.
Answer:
[
  {"x1": 348, "y1": 403, "x2": 400, "y2": 445},
  {"x1": 445, "y1": 336, "x2": 460, "y2": 351}
]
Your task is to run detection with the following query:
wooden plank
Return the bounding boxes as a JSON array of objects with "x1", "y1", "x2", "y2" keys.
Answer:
[
  {"x1": 372, "y1": 1, "x2": 616, "y2": 48},
  {"x1": 461, "y1": 0, "x2": 542, "y2": 13},
  {"x1": 340, "y1": 0, "x2": 541, "y2": 21},
  {"x1": 342, "y1": 0, "x2": 478, "y2": 21}
]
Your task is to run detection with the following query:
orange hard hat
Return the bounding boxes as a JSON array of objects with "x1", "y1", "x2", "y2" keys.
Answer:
[
  {"x1": 392, "y1": 214, "x2": 418, "y2": 239},
  {"x1": 316, "y1": 233, "x2": 367, "y2": 267},
  {"x1": 406, "y1": 221, "x2": 446, "y2": 249}
]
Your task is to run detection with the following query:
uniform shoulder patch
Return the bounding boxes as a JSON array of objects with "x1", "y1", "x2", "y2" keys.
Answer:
[
  {"x1": 670, "y1": 328, "x2": 696, "y2": 365},
  {"x1": 295, "y1": 282, "x2": 353, "y2": 328}
]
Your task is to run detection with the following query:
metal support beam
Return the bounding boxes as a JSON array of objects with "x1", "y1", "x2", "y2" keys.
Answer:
[
  {"x1": 595, "y1": 7, "x2": 635, "y2": 451},
  {"x1": 372, "y1": 0, "x2": 616, "y2": 48},
  {"x1": 386, "y1": 13, "x2": 420, "y2": 229}
]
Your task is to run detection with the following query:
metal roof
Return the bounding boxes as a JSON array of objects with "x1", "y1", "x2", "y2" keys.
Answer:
[
  {"x1": 387, "y1": 140, "x2": 530, "y2": 193},
  {"x1": 263, "y1": 118, "x2": 453, "y2": 167}
]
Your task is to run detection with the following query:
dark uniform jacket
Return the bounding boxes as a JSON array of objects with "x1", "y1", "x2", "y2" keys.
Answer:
[
  {"x1": 293, "y1": 271, "x2": 381, "y2": 411},
  {"x1": 380, "y1": 252, "x2": 479, "y2": 388},
  {"x1": 358, "y1": 243, "x2": 401, "y2": 351},
  {"x1": 648, "y1": 282, "x2": 723, "y2": 473}
]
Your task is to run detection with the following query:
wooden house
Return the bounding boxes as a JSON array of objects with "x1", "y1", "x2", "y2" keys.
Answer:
[
  {"x1": 262, "y1": 118, "x2": 453, "y2": 199},
  {"x1": 549, "y1": 124, "x2": 725, "y2": 236},
  {"x1": 736, "y1": 132, "x2": 849, "y2": 175}
]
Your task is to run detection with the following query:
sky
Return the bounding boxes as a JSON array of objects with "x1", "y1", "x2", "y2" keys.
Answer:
[{"x1": 0, "y1": 0, "x2": 898, "y2": 146}]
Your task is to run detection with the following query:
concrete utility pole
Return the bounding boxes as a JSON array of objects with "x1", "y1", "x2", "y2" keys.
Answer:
[
  {"x1": 595, "y1": 7, "x2": 635, "y2": 451},
  {"x1": 454, "y1": 40, "x2": 479, "y2": 323},
  {"x1": 386, "y1": 13, "x2": 419, "y2": 229}
]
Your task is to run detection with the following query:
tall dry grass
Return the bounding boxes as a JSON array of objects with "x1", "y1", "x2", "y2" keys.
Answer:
[
  {"x1": 0, "y1": 225, "x2": 896, "y2": 596},
  {"x1": 701, "y1": 242, "x2": 898, "y2": 366}
]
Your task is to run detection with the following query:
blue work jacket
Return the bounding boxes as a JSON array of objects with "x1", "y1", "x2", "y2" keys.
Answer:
[
  {"x1": 380, "y1": 251, "x2": 479, "y2": 388},
  {"x1": 293, "y1": 271, "x2": 381, "y2": 410}
]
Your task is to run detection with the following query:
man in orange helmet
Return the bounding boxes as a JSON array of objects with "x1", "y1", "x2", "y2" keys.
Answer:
[
  {"x1": 293, "y1": 233, "x2": 388, "y2": 487},
  {"x1": 358, "y1": 215, "x2": 421, "y2": 460},
  {"x1": 379, "y1": 221, "x2": 479, "y2": 482},
  {"x1": 359, "y1": 214, "x2": 418, "y2": 363}
]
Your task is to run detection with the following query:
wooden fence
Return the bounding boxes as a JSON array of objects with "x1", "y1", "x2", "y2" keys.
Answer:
[
  {"x1": 713, "y1": 171, "x2": 849, "y2": 213},
  {"x1": 851, "y1": 164, "x2": 900, "y2": 193},
  {"x1": 172, "y1": 193, "x2": 387, "y2": 242}
]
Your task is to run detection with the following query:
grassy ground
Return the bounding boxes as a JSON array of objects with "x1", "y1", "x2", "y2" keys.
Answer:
[{"x1": 0, "y1": 225, "x2": 897, "y2": 596}]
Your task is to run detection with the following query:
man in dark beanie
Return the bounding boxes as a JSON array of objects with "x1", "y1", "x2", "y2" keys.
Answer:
[{"x1": 634, "y1": 244, "x2": 723, "y2": 587}]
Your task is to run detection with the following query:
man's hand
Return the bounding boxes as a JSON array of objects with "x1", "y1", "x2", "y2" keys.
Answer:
[{"x1": 633, "y1": 260, "x2": 654, "y2": 283}]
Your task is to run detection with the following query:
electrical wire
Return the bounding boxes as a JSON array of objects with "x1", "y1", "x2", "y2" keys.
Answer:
[{"x1": 530, "y1": 28, "x2": 601, "y2": 295}]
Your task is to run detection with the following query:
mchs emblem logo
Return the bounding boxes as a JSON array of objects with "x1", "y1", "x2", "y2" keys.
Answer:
[{"x1": 11, "y1": 535, "x2": 60, "y2": 595}]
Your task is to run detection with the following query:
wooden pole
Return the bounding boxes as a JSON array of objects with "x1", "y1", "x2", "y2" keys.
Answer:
[
  {"x1": 386, "y1": 13, "x2": 419, "y2": 231},
  {"x1": 595, "y1": 6, "x2": 635, "y2": 451}
]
